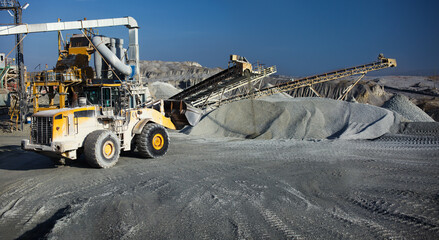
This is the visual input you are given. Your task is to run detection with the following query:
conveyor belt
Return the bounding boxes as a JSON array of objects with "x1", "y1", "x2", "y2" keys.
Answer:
[
  {"x1": 170, "y1": 65, "x2": 241, "y2": 102},
  {"x1": 169, "y1": 64, "x2": 277, "y2": 107},
  {"x1": 216, "y1": 56, "x2": 397, "y2": 106},
  {"x1": 190, "y1": 66, "x2": 277, "y2": 107}
]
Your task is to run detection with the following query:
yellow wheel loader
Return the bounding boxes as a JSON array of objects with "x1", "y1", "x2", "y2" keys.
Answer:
[
  {"x1": 21, "y1": 92, "x2": 181, "y2": 168},
  {"x1": 21, "y1": 83, "x2": 200, "y2": 168},
  {"x1": 14, "y1": 17, "x2": 203, "y2": 168}
]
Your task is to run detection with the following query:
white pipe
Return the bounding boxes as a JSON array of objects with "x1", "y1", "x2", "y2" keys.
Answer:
[
  {"x1": 0, "y1": 17, "x2": 138, "y2": 35},
  {"x1": 128, "y1": 28, "x2": 140, "y2": 82},
  {"x1": 0, "y1": 17, "x2": 140, "y2": 80},
  {"x1": 92, "y1": 36, "x2": 134, "y2": 78}
]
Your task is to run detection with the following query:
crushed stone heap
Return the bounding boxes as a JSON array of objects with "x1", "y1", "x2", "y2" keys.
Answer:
[
  {"x1": 148, "y1": 81, "x2": 181, "y2": 100},
  {"x1": 382, "y1": 94, "x2": 435, "y2": 122},
  {"x1": 187, "y1": 97, "x2": 402, "y2": 140}
]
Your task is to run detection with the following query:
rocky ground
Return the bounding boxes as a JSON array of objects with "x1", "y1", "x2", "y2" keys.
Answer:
[
  {"x1": 0, "y1": 61, "x2": 438, "y2": 239},
  {"x1": 0, "y1": 129, "x2": 438, "y2": 239},
  {"x1": 140, "y1": 60, "x2": 222, "y2": 88}
]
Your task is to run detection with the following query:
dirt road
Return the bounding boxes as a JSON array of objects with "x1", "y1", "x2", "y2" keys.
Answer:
[{"x1": 0, "y1": 131, "x2": 438, "y2": 239}]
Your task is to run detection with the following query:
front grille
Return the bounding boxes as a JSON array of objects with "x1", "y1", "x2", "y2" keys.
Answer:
[{"x1": 31, "y1": 116, "x2": 53, "y2": 145}]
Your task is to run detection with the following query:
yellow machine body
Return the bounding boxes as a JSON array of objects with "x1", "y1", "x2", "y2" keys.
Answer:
[{"x1": 22, "y1": 104, "x2": 176, "y2": 160}]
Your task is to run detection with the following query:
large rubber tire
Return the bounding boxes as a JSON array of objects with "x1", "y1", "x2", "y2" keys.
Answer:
[
  {"x1": 84, "y1": 130, "x2": 120, "y2": 168},
  {"x1": 130, "y1": 135, "x2": 138, "y2": 152},
  {"x1": 136, "y1": 123, "x2": 169, "y2": 158}
]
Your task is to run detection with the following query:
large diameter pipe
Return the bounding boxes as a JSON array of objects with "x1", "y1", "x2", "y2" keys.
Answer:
[
  {"x1": 0, "y1": 17, "x2": 139, "y2": 36},
  {"x1": 92, "y1": 36, "x2": 135, "y2": 78},
  {"x1": 128, "y1": 28, "x2": 140, "y2": 82},
  {"x1": 94, "y1": 48, "x2": 103, "y2": 79}
]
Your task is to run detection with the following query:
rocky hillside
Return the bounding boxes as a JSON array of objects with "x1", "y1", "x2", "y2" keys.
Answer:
[{"x1": 139, "y1": 60, "x2": 222, "y2": 86}]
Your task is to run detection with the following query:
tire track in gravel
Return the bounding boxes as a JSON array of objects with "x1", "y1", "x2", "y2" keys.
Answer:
[
  {"x1": 269, "y1": 171, "x2": 371, "y2": 239},
  {"x1": 227, "y1": 140, "x2": 403, "y2": 239},
  {"x1": 2, "y1": 132, "x2": 439, "y2": 239},
  {"x1": 14, "y1": 174, "x2": 174, "y2": 240},
  {"x1": 359, "y1": 189, "x2": 439, "y2": 225},
  {"x1": 0, "y1": 197, "x2": 23, "y2": 221},
  {"x1": 328, "y1": 207, "x2": 402, "y2": 239},
  {"x1": 378, "y1": 134, "x2": 439, "y2": 143},
  {"x1": 234, "y1": 178, "x2": 305, "y2": 239},
  {"x1": 48, "y1": 165, "x2": 157, "y2": 201},
  {"x1": 0, "y1": 163, "x2": 172, "y2": 239},
  {"x1": 346, "y1": 192, "x2": 439, "y2": 238},
  {"x1": 231, "y1": 211, "x2": 252, "y2": 239},
  {"x1": 0, "y1": 174, "x2": 62, "y2": 233},
  {"x1": 254, "y1": 201, "x2": 303, "y2": 239},
  {"x1": 173, "y1": 172, "x2": 304, "y2": 239}
]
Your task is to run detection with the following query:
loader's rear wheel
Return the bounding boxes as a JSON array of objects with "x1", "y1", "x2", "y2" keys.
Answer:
[
  {"x1": 84, "y1": 130, "x2": 120, "y2": 168},
  {"x1": 136, "y1": 123, "x2": 169, "y2": 158}
]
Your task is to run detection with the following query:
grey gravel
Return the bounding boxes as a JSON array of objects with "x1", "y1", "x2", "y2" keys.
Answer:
[
  {"x1": 382, "y1": 94, "x2": 435, "y2": 122},
  {"x1": 148, "y1": 81, "x2": 181, "y2": 100},
  {"x1": 0, "y1": 132, "x2": 438, "y2": 239},
  {"x1": 188, "y1": 97, "x2": 401, "y2": 140}
]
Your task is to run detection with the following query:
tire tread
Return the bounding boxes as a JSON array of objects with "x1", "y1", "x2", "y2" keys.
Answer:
[{"x1": 136, "y1": 123, "x2": 169, "y2": 158}]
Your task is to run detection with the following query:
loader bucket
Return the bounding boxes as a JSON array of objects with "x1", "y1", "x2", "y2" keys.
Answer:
[{"x1": 162, "y1": 100, "x2": 202, "y2": 130}]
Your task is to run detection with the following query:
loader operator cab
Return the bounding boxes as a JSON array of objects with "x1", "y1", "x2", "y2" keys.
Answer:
[
  {"x1": 83, "y1": 85, "x2": 123, "y2": 115},
  {"x1": 82, "y1": 84, "x2": 148, "y2": 115}
]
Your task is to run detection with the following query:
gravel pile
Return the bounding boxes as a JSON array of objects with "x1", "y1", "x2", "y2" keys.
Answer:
[
  {"x1": 382, "y1": 94, "x2": 435, "y2": 122},
  {"x1": 187, "y1": 97, "x2": 401, "y2": 140},
  {"x1": 148, "y1": 81, "x2": 181, "y2": 100}
]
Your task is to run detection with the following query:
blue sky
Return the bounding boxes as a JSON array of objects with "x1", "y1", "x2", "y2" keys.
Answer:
[{"x1": 1, "y1": 0, "x2": 438, "y2": 76}]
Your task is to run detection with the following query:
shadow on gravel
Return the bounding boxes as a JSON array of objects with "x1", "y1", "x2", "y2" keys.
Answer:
[
  {"x1": 0, "y1": 146, "x2": 91, "y2": 170},
  {"x1": 0, "y1": 145, "x2": 22, "y2": 153},
  {"x1": 16, "y1": 205, "x2": 72, "y2": 240},
  {"x1": 0, "y1": 146, "x2": 53, "y2": 171},
  {"x1": 120, "y1": 151, "x2": 139, "y2": 158}
]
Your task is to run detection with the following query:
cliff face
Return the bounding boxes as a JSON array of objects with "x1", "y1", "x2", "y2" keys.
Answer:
[{"x1": 139, "y1": 60, "x2": 222, "y2": 83}]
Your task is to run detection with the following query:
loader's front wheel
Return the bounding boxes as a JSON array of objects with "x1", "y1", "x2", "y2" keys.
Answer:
[
  {"x1": 136, "y1": 123, "x2": 169, "y2": 158},
  {"x1": 84, "y1": 130, "x2": 120, "y2": 168}
]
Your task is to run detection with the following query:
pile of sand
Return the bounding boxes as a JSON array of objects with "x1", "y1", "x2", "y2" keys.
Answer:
[
  {"x1": 148, "y1": 81, "x2": 181, "y2": 100},
  {"x1": 382, "y1": 94, "x2": 435, "y2": 122},
  {"x1": 187, "y1": 97, "x2": 401, "y2": 140}
]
